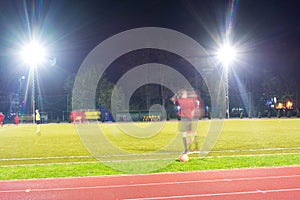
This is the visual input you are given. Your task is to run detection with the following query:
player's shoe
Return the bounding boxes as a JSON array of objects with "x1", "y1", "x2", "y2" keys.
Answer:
[{"x1": 183, "y1": 150, "x2": 189, "y2": 154}]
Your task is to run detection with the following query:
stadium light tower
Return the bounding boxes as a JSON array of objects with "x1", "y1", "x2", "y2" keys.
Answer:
[
  {"x1": 217, "y1": 43, "x2": 236, "y2": 119},
  {"x1": 20, "y1": 40, "x2": 47, "y2": 123},
  {"x1": 18, "y1": 75, "x2": 26, "y2": 116}
]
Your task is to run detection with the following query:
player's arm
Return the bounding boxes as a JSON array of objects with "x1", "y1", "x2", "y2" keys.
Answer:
[
  {"x1": 170, "y1": 93, "x2": 179, "y2": 104},
  {"x1": 170, "y1": 89, "x2": 184, "y2": 104},
  {"x1": 170, "y1": 95, "x2": 177, "y2": 104}
]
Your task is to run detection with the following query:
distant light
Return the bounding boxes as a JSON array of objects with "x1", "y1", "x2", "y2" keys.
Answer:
[
  {"x1": 217, "y1": 43, "x2": 236, "y2": 67},
  {"x1": 276, "y1": 103, "x2": 284, "y2": 109},
  {"x1": 286, "y1": 101, "x2": 293, "y2": 109},
  {"x1": 20, "y1": 41, "x2": 47, "y2": 67},
  {"x1": 21, "y1": 76, "x2": 25, "y2": 80}
]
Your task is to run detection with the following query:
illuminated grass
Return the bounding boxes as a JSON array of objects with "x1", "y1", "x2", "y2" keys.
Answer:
[
  {"x1": 0, "y1": 153, "x2": 300, "y2": 180},
  {"x1": 210, "y1": 119, "x2": 300, "y2": 156},
  {"x1": 1, "y1": 119, "x2": 300, "y2": 162},
  {"x1": 0, "y1": 124, "x2": 93, "y2": 164},
  {"x1": 0, "y1": 119, "x2": 299, "y2": 179}
]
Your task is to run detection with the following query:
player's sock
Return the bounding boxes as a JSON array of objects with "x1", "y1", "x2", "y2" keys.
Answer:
[{"x1": 182, "y1": 137, "x2": 188, "y2": 153}]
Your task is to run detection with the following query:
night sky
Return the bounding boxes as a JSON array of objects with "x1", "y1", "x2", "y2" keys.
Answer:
[{"x1": 0, "y1": 0, "x2": 299, "y2": 96}]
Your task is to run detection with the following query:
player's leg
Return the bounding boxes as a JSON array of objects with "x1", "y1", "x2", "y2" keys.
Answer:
[
  {"x1": 192, "y1": 134, "x2": 199, "y2": 151},
  {"x1": 182, "y1": 131, "x2": 188, "y2": 154},
  {"x1": 186, "y1": 121, "x2": 199, "y2": 152},
  {"x1": 36, "y1": 121, "x2": 41, "y2": 134},
  {"x1": 191, "y1": 120, "x2": 199, "y2": 151},
  {"x1": 179, "y1": 118, "x2": 189, "y2": 154}
]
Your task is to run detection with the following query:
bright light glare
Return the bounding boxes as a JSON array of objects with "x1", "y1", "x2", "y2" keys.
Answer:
[
  {"x1": 20, "y1": 41, "x2": 47, "y2": 67},
  {"x1": 217, "y1": 44, "x2": 236, "y2": 67}
]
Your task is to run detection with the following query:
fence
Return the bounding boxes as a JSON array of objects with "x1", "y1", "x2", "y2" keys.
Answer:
[
  {"x1": 116, "y1": 110, "x2": 166, "y2": 122},
  {"x1": 1, "y1": 91, "x2": 300, "y2": 124}
]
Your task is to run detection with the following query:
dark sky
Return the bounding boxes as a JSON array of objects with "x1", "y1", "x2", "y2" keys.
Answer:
[{"x1": 0, "y1": 0, "x2": 299, "y2": 95}]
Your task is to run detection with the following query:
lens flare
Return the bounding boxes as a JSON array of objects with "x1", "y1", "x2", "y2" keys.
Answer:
[
  {"x1": 217, "y1": 43, "x2": 236, "y2": 67},
  {"x1": 20, "y1": 41, "x2": 47, "y2": 67}
]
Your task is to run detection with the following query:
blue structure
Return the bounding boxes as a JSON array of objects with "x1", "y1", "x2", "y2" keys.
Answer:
[{"x1": 99, "y1": 105, "x2": 115, "y2": 122}]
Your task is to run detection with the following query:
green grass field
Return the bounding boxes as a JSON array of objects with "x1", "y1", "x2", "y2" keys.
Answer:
[{"x1": 0, "y1": 118, "x2": 300, "y2": 180}]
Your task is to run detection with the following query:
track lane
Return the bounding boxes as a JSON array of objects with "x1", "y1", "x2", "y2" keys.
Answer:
[{"x1": 0, "y1": 166, "x2": 300, "y2": 199}]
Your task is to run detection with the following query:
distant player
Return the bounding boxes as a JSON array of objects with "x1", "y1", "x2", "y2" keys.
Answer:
[
  {"x1": 14, "y1": 115, "x2": 20, "y2": 126},
  {"x1": 0, "y1": 112, "x2": 5, "y2": 127},
  {"x1": 171, "y1": 89, "x2": 202, "y2": 154},
  {"x1": 35, "y1": 109, "x2": 41, "y2": 134}
]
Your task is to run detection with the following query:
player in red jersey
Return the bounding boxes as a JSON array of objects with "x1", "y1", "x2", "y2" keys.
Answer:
[
  {"x1": 0, "y1": 112, "x2": 5, "y2": 127},
  {"x1": 15, "y1": 115, "x2": 20, "y2": 126},
  {"x1": 171, "y1": 89, "x2": 203, "y2": 154}
]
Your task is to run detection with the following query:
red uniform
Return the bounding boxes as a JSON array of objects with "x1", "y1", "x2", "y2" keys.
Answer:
[
  {"x1": 15, "y1": 115, "x2": 20, "y2": 125},
  {"x1": 0, "y1": 113, "x2": 5, "y2": 127},
  {"x1": 177, "y1": 98, "x2": 197, "y2": 119},
  {"x1": 176, "y1": 96, "x2": 200, "y2": 154}
]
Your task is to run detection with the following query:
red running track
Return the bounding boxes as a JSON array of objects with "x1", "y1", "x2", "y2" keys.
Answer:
[{"x1": 1, "y1": 166, "x2": 300, "y2": 199}]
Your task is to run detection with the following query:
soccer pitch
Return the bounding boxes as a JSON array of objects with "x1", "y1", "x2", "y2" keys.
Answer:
[{"x1": 0, "y1": 118, "x2": 300, "y2": 179}]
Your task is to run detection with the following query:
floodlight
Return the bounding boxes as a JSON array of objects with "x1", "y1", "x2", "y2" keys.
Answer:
[
  {"x1": 20, "y1": 41, "x2": 47, "y2": 67},
  {"x1": 216, "y1": 43, "x2": 237, "y2": 119},
  {"x1": 20, "y1": 40, "x2": 47, "y2": 123},
  {"x1": 217, "y1": 43, "x2": 236, "y2": 67}
]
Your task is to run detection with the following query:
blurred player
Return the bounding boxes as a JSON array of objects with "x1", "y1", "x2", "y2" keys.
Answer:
[
  {"x1": 0, "y1": 112, "x2": 5, "y2": 127},
  {"x1": 171, "y1": 89, "x2": 204, "y2": 154},
  {"x1": 14, "y1": 115, "x2": 20, "y2": 126},
  {"x1": 35, "y1": 109, "x2": 41, "y2": 134}
]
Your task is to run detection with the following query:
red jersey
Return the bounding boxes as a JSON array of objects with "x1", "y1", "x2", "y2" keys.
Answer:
[
  {"x1": 177, "y1": 98, "x2": 197, "y2": 119},
  {"x1": 0, "y1": 113, "x2": 4, "y2": 121},
  {"x1": 15, "y1": 116, "x2": 20, "y2": 125}
]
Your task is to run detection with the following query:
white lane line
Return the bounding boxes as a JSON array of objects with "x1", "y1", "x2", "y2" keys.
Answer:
[
  {"x1": 125, "y1": 188, "x2": 300, "y2": 200},
  {"x1": 1, "y1": 174, "x2": 300, "y2": 193}
]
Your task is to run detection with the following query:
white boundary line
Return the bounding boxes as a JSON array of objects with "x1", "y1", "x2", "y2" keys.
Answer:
[
  {"x1": 0, "y1": 152, "x2": 300, "y2": 168},
  {"x1": 0, "y1": 147, "x2": 300, "y2": 162},
  {"x1": 211, "y1": 147, "x2": 300, "y2": 152},
  {"x1": 1, "y1": 147, "x2": 300, "y2": 161}
]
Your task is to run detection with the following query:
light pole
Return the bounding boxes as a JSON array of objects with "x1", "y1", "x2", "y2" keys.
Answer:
[
  {"x1": 18, "y1": 75, "x2": 25, "y2": 116},
  {"x1": 31, "y1": 68, "x2": 35, "y2": 123},
  {"x1": 20, "y1": 40, "x2": 47, "y2": 123},
  {"x1": 217, "y1": 43, "x2": 236, "y2": 119}
]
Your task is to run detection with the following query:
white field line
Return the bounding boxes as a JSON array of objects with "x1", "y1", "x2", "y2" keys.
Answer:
[
  {"x1": 0, "y1": 152, "x2": 299, "y2": 167},
  {"x1": 210, "y1": 147, "x2": 300, "y2": 153},
  {"x1": 0, "y1": 152, "x2": 178, "y2": 161},
  {"x1": 1, "y1": 174, "x2": 300, "y2": 194},
  {"x1": 1, "y1": 147, "x2": 300, "y2": 162}
]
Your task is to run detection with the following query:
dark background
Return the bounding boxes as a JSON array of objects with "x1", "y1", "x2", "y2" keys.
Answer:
[{"x1": 0, "y1": 0, "x2": 299, "y2": 119}]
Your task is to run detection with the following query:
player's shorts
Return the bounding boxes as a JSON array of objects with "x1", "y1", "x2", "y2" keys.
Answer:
[
  {"x1": 178, "y1": 117, "x2": 197, "y2": 132},
  {"x1": 36, "y1": 120, "x2": 41, "y2": 125}
]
